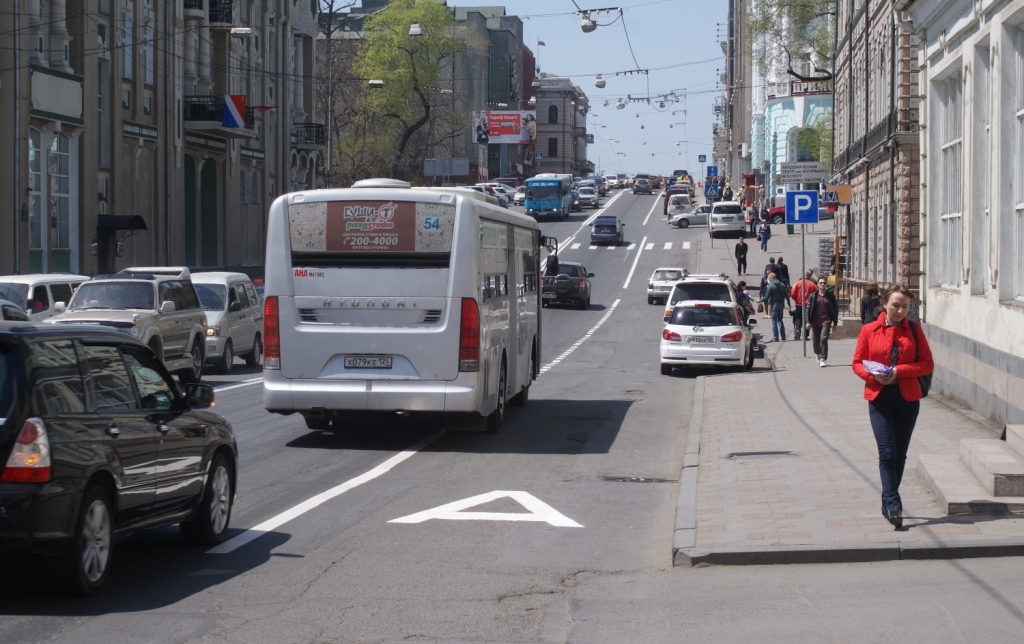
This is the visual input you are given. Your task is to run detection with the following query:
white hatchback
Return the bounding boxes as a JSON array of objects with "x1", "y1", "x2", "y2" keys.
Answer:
[
  {"x1": 660, "y1": 301, "x2": 756, "y2": 374},
  {"x1": 647, "y1": 267, "x2": 685, "y2": 305}
]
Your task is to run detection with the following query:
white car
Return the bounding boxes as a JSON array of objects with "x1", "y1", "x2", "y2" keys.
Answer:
[
  {"x1": 662, "y1": 273, "x2": 740, "y2": 322},
  {"x1": 708, "y1": 201, "x2": 747, "y2": 238},
  {"x1": 647, "y1": 267, "x2": 685, "y2": 305},
  {"x1": 192, "y1": 272, "x2": 265, "y2": 373},
  {"x1": 0, "y1": 273, "x2": 90, "y2": 321},
  {"x1": 513, "y1": 186, "x2": 526, "y2": 205},
  {"x1": 660, "y1": 301, "x2": 756, "y2": 374}
]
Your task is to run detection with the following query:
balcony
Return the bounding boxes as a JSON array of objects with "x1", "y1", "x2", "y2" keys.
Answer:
[
  {"x1": 572, "y1": 126, "x2": 587, "y2": 138},
  {"x1": 209, "y1": 0, "x2": 234, "y2": 28},
  {"x1": 292, "y1": 123, "x2": 326, "y2": 150},
  {"x1": 183, "y1": 95, "x2": 256, "y2": 139},
  {"x1": 184, "y1": 0, "x2": 204, "y2": 18}
]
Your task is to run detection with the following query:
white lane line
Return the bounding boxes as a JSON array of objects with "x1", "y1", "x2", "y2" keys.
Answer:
[
  {"x1": 589, "y1": 245, "x2": 597, "y2": 250},
  {"x1": 645, "y1": 243, "x2": 655, "y2": 250},
  {"x1": 208, "y1": 429, "x2": 447, "y2": 554},
  {"x1": 663, "y1": 242, "x2": 673, "y2": 250},
  {"x1": 570, "y1": 242, "x2": 581, "y2": 250},
  {"x1": 627, "y1": 243, "x2": 636, "y2": 250},
  {"x1": 641, "y1": 197, "x2": 662, "y2": 226},
  {"x1": 622, "y1": 235, "x2": 649, "y2": 289},
  {"x1": 214, "y1": 377, "x2": 263, "y2": 392},
  {"x1": 538, "y1": 299, "x2": 621, "y2": 376},
  {"x1": 683, "y1": 241, "x2": 691, "y2": 250}
]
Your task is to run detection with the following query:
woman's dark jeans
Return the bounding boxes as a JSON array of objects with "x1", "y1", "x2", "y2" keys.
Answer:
[{"x1": 868, "y1": 387, "x2": 920, "y2": 513}]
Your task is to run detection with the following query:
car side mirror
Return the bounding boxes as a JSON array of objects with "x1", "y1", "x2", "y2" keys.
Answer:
[
  {"x1": 54, "y1": 302, "x2": 67, "y2": 314},
  {"x1": 587, "y1": 272, "x2": 595, "y2": 278},
  {"x1": 185, "y1": 383, "x2": 215, "y2": 409},
  {"x1": 229, "y1": 301, "x2": 243, "y2": 313},
  {"x1": 160, "y1": 300, "x2": 176, "y2": 313},
  {"x1": 747, "y1": 318, "x2": 758, "y2": 326}
]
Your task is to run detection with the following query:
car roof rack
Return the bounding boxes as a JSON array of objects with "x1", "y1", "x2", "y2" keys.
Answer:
[
  {"x1": 680, "y1": 270, "x2": 730, "y2": 280},
  {"x1": 119, "y1": 266, "x2": 191, "y2": 280}
]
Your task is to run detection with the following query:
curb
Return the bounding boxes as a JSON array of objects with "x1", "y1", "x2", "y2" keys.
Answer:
[{"x1": 672, "y1": 376, "x2": 704, "y2": 561}]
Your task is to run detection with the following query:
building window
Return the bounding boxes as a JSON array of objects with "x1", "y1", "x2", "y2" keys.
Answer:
[
  {"x1": 121, "y1": 12, "x2": 133, "y2": 80},
  {"x1": 240, "y1": 169, "x2": 247, "y2": 203},
  {"x1": 1016, "y1": 30, "x2": 1024, "y2": 297},
  {"x1": 143, "y1": 23, "x2": 154, "y2": 85},
  {"x1": 49, "y1": 133, "x2": 70, "y2": 251},
  {"x1": 548, "y1": 137, "x2": 558, "y2": 158},
  {"x1": 251, "y1": 171, "x2": 258, "y2": 205},
  {"x1": 548, "y1": 105, "x2": 558, "y2": 124},
  {"x1": 98, "y1": 60, "x2": 111, "y2": 167},
  {"x1": 29, "y1": 129, "x2": 42, "y2": 251},
  {"x1": 939, "y1": 72, "x2": 963, "y2": 287}
]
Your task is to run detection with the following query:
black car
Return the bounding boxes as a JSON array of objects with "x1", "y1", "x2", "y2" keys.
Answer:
[
  {"x1": 0, "y1": 323, "x2": 237, "y2": 594},
  {"x1": 542, "y1": 261, "x2": 594, "y2": 309},
  {"x1": 633, "y1": 174, "x2": 653, "y2": 195}
]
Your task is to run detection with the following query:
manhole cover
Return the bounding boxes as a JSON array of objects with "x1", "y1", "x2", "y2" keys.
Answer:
[
  {"x1": 726, "y1": 451, "x2": 795, "y2": 458},
  {"x1": 601, "y1": 476, "x2": 679, "y2": 483}
]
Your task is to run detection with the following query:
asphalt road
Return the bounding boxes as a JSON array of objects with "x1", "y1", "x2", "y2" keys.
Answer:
[{"x1": 3, "y1": 191, "x2": 1024, "y2": 643}]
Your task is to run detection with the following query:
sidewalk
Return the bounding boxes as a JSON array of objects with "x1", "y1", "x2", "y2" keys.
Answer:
[{"x1": 673, "y1": 338, "x2": 1024, "y2": 565}]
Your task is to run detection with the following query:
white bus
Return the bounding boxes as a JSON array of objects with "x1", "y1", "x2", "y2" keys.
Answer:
[{"x1": 262, "y1": 179, "x2": 553, "y2": 432}]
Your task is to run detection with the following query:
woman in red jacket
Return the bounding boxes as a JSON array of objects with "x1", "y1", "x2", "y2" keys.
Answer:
[{"x1": 852, "y1": 284, "x2": 934, "y2": 529}]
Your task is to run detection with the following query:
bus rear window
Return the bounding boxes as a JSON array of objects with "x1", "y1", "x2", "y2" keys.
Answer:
[{"x1": 289, "y1": 200, "x2": 456, "y2": 268}]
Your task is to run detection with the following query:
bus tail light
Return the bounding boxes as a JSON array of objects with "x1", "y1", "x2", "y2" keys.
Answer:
[
  {"x1": 721, "y1": 331, "x2": 743, "y2": 343},
  {"x1": 459, "y1": 298, "x2": 480, "y2": 372},
  {"x1": 264, "y1": 296, "x2": 281, "y2": 369},
  {"x1": 1, "y1": 419, "x2": 51, "y2": 483}
]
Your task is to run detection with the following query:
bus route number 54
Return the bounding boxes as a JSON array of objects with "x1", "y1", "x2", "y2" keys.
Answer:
[{"x1": 422, "y1": 215, "x2": 442, "y2": 231}]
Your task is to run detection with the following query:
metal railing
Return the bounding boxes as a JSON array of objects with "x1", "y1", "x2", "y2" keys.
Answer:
[
  {"x1": 184, "y1": 0, "x2": 204, "y2": 9},
  {"x1": 293, "y1": 123, "x2": 326, "y2": 146},
  {"x1": 209, "y1": 0, "x2": 233, "y2": 24}
]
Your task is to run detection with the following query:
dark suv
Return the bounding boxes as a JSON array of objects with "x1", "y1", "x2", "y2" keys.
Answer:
[
  {"x1": 542, "y1": 261, "x2": 594, "y2": 309},
  {"x1": 633, "y1": 174, "x2": 653, "y2": 195},
  {"x1": 0, "y1": 323, "x2": 237, "y2": 594}
]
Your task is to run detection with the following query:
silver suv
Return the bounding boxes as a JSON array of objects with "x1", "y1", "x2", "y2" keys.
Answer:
[{"x1": 47, "y1": 267, "x2": 208, "y2": 384}]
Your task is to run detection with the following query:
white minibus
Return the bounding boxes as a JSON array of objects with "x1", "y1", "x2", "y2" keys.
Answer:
[{"x1": 263, "y1": 179, "x2": 552, "y2": 432}]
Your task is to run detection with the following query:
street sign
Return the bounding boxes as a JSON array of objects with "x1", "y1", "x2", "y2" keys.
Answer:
[
  {"x1": 785, "y1": 190, "x2": 819, "y2": 224},
  {"x1": 823, "y1": 184, "x2": 852, "y2": 205},
  {"x1": 698, "y1": 154, "x2": 707, "y2": 163},
  {"x1": 704, "y1": 183, "x2": 720, "y2": 200},
  {"x1": 535, "y1": 152, "x2": 543, "y2": 160},
  {"x1": 780, "y1": 161, "x2": 825, "y2": 184},
  {"x1": 706, "y1": 165, "x2": 718, "y2": 177}
]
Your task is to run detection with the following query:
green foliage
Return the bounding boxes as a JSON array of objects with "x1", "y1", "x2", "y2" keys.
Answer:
[
  {"x1": 748, "y1": 0, "x2": 834, "y2": 81},
  {"x1": 795, "y1": 111, "x2": 834, "y2": 172}
]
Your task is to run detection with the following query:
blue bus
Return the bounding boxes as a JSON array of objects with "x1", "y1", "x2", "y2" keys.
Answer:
[{"x1": 524, "y1": 175, "x2": 572, "y2": 220}]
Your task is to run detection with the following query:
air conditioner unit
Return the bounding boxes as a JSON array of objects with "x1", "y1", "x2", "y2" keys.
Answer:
[
  {"x1": 740, "y1": 143, "x2": 749, "y2": 158},
  {"x1": 489, "y1": 152, "x2": 499, "y2": 159}
]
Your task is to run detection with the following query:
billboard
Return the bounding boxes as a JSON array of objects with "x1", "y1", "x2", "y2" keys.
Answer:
[{"x1": 472, "y1": 110, "x2": 537, "y2": 145}]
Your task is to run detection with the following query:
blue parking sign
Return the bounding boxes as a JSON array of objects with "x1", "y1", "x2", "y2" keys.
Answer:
[{"x1": 785, "y1": 190, "x2": 819, "y2": 224}]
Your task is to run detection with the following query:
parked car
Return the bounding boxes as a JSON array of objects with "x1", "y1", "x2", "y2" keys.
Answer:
[
  {"x1": 0, "y1": 322, "x2": 237, "y2": 594},
  {"x1": 45, "y1": 267, "x2": 208, "y2": 385},
  {"x1": 0, "y1": 274, "x2": 89, "y2": 322},
  {"x1": 708, "y1": 201, "x2": 747, "y2": 239},
  {"x1": 590, "y1": 215, "x2": 625, "y2": 245},
  {"x1": 0, "y1": 299, "x2": 29, "y2": 321},
  {"x1": 542, "y1": 261, "x2": 593, "y2": 309},
  {"x1": 660, "y1": 301, "x2": 756, "y2": 374},
  {"x1": 578, "y1": 186, "x2": 600, "y2": 209},
  {"x1": 191, "y1": 272, "x2": 264, "y2": 373},
  {"x1": 662, "y1": 272, "x2": 740, "y2": 322},
  {"x1": 513, "y1": 186, "x2": 526, "y2": 205},
  {"x1": 647, "y1": 267, "x2": 685, "y2": 305}
]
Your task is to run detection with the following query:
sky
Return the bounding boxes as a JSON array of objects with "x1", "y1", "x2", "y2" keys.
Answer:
[{"x1": 497, "y1": 0, "x2": 726, "y2": 178}]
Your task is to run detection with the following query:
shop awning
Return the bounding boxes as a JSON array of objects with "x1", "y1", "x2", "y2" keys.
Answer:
[{"x1": 97, "y1": 215, "x2": 147, "y2": 231}]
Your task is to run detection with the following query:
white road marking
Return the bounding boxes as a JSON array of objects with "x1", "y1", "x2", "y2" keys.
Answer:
[
  {"x1": 570, "y1": 243, "x2": 581, "y2": 250},
  {"x1": 645, "y1": 243, "x2": 655, "y2": 250},
  {"x1": 627, "y1": 243, "x2": 636, "y2": 250},
  {"x1": 207, "y1": 429, "x2": 447, "y2": 554},
  {"x1": 683, "y1": 241, "x2": 691, "y2": 250},
  {"x1": 538, "y1": 299, "x2": 621, "y2": 375},
  {"x1": 589, "y1": 245, "x2": 597, "y2": 250},
  {"x1": 389, "y1": 490, "x2": 583, "y2": 527},
  {"x1": 214, "y1": 377, "x2": 263, "y2": 392},
  {"x1": 622, "y1": 235, "x2": 649, "y2": 289},
  {"x1": 642, "y1": 197, "x2": 662, "y2": 226},
  {"x1": 664, "y1": 242, "x2": 673, "y2": 250}
]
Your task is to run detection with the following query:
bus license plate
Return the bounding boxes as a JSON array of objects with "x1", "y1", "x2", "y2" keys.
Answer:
[
  {"x1": 688, "y1": 337, "x2": 715, "y2": 344},
  {"x1": 344, "y1": 356, "x2": 393, "y2": 369}
]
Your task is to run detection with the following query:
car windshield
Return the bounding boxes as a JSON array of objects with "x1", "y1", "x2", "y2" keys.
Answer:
[
  {"x1": 194, "y1": 284, "x2": 228, "y2": 311},
  {"x1": 670, "y1": 284, "x2": 731, "y2": 304},
  {"x1": 0, "y1": 283, "x2": 29, "y2": 308},
  {"x1": 69, "y1": 281, "x2": 155, "y2": 310},
  {"x1": 594, "y1": 217, "x2": 618, "y2": 226},
  {"x1": 671, "y1": 306, "x2": 737, "y2": 326},
  {"x1": 654, "y1": 270, "x2": 683, "y2": 281},
  {"x1": 579, "y1": 188, "x2": 596, "y2": 196},
  {"x1": 547, "y1": 264, "x2": 580, "y2": 278},
  {"x1": 714, "y1": 205, "x2": 743, "y2": 215},
  {"x1": 527, "y1": 185, "x2": 561, "y2": 201},
  {"x1": 670, "y1": 196, "x2": 689, "y2": 206}
]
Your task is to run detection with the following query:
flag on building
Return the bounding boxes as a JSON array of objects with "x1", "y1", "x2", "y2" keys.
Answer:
[
  {"x1": 223, "y1": 95, "x2": 247, "y2": 128},
  {"x1": 537, "y1": 40, "x2": 546, "y2": 46}
]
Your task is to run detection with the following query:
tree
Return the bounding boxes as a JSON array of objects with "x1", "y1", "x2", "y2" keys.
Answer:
[{"x1": 748, "y1": 0, "x2": 834, "y2": 82}]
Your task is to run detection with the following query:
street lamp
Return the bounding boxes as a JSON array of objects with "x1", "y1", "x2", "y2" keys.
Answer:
[
  {"x1": 408, "y1": 23, "x2": 422, "y2": 36},
  {"x1": 594, "y1": 74, "x2": 606, "y2": 88},
  {"x1": 581, "y1": 13, "x2": 597, "y2": 33},
  {"x1": 368, "y1": 79, "x2": 385, "y2": 88},
  {"x1": 616, "y1": 99, "x2": 625, "y2": 109}
]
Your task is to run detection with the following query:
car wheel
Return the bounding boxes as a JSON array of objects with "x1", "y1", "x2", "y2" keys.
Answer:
[
  {"x1": 744, "y1": 343, "x2": 755, "y2": 370},
  {"x1": 648, "y1": 296, "x2": 654, "y2": 305},
  {"x1": 181, "y1": 454, "x2": 234, "y2": 545},
  {"x1": 55, "y1": 485, "x2": 113, "y2": 595},
  {"x1": 178, "y1": 340, "x2": 203, "y2": 385},
  {"x1": 486, "y1": 361, "x2": 506, "y2": 434},
  {"x1": 660, "y1": 364, "x2": 673, "y2": 376},
  {"x1": 678, "y1": 218, "x2": 690, "y2": 229},
  {"x1": 304, "y1": 415, "x2": 332, "y2": 430},
  {"x1": 578, "y1": 296, "x2": 587, "y2": 310},
  {"x1": 217, "y1": 340, "x2": 233, "y2": 374},
  {"x1": 772, "y1": 214, "x2": 784, "y2": 224},
  {"x1": 245, "y1": 335, "x2": 262, "y2": 368}
]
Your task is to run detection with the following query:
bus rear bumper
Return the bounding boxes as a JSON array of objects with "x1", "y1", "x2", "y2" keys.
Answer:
[{"x1": 263, "y1": 371, "x2": 482, "y2": 414}]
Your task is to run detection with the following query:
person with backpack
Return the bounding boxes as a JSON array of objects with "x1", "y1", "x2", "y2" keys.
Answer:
[
  {"x1": 805, "y1": 276, "x2": 838, "y2": 366},
  {"x1": 860, "y1": 281, "x2": 881, "y2": 324},
  {"x1": 852, "y1": 284, "x2": 934, "y2": 529},
  {"x1": 762, "y1": 272, "x2": 790, "y2": 342},
  {"x1": 757, "y1": 219, "x2": 772, "y2": 253}
]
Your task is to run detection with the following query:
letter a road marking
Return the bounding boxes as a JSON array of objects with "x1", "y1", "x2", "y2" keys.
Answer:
[{"x1": 389, "y1": 490, "x2": 583, "y2": 527}]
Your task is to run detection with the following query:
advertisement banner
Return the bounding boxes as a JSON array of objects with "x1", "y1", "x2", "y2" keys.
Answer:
[
  {"x1": 472, "y1": 110, "x2": 538, "y2": 145},
  {"x1": 289, "y1": 201, "x2": 455, "y2": 253}
]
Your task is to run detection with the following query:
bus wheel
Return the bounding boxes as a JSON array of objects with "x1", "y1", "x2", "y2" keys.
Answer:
[
  {"x1": 486, "y1": 362, "x2": 506, "y2": 433},
  {"x1": 510, "y1": 354, "x2": 532, "y2": 408}
]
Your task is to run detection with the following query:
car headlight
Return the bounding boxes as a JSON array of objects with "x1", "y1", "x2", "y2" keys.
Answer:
[{"x1": 206, "y1": 326, "x2": 221, "y2": 337}]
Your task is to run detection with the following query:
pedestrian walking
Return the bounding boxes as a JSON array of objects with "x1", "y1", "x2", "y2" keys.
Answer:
[
  {"x1": 805, "y1": 276, "x2": 838, "y2": 366},
  {"x1": 757, "y1": 220, "x2": 772, "y2": 253},
  {"x1": 860, "y1": 281, "x2": 882, "y2": 325},
  {"x1": 775, "y1": 256, "x2": 790, "y2": 287},
  {"x1": 723, "y1": 184, "x2": 734, "y2": 201},
  {"x1": 852, "y1": 284, "x2": 934, "y2": 529},
  {"x1": 734, "y1": 237, "x2": 749, "y2": 276},
  {"x1": 789, "y1": 269, "x2": 816, "y2": 339},
  {"x1": 762, "y1": 272, "x2": 790, "y2": 342},
  {"x1": 736, "y1": 281, "x2": 757, "y2": 318},
  {"x1": 758, "y1": 257, "x2": 779, "y2": 317}
]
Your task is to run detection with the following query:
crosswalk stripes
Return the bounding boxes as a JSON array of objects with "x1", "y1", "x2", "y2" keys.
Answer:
[
  {"x1": 663, "y1": 242, "x2": 672, "y2": 250},
  {"x1": 645, "y1": 243, "x2": 655, "y2": 250},
  {"x1": 627, "y1": 243, "x2": 636, "y2": 250},
  {"x1": 683, "y1": 241, "x2": 691, "y2": 250},
  {"x1": 589, "y1": 245, "x2": 597, "y2": 250},
  {"x1": 570, "y1": 243, "x2": 581, "y2": 250}
]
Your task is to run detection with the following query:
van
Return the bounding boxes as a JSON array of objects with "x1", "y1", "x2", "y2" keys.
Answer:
[
  {"x1": 0, "y1": 274, "x2": 89, "y2": 321},
  {"x1": 191, "y1": 272, "x2": 265, "y2": 373}
]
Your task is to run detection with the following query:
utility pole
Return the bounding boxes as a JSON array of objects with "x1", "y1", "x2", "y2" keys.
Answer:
[{"x1": 13, "y1": 0, "x2": 21, "y2": 272}]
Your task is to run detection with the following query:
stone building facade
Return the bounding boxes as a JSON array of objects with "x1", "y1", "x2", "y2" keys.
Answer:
[{"x1": 534, "y1": 75, "x2": 591, "y2": 177}]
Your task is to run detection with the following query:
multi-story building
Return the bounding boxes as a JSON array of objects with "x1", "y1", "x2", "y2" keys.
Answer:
[
  {"x1": 0, "y1": 0, "x2": 323, "y2": 276},
  {"x1": 534, "y1": 75, "x2": 592, "y2": 177},
  {"x1": 716, "y1": 0, "x2": 753, "y2": 184},
  {"x1": 831, "y1": 0, "x2": 921, "y2": 306},
  {"x1": 900, "y1": 0, "x2": 1024, "y2": 425}
]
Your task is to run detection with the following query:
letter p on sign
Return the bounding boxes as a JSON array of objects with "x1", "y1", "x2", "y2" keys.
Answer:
[{"x1": 785, "y1": 190, "x2": 819, "y2": 225}]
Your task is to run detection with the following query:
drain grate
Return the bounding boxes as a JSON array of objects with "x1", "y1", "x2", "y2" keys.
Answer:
[
  {"x1": 726, "y1": 451, "x2": 795, "y2": 458},
  {"x1": 601, "y1": 476, "x2": 679, "y2": 483}
]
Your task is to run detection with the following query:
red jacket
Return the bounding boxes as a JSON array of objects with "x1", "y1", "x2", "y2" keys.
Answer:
[
  {"x1": 852, "y1": 313, "x2": 934, "y2": 401},
  {"x1": 790, "y1": 279, "x2": 816, "y2": 306}
]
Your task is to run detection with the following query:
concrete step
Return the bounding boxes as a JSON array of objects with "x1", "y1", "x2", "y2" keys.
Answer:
[
  {"x1": 918, "y1": 453, "x2": 1024, "y2": 514},
  {"x1": 1006, "y1": 425, "x2": 1024, "y2": 458},
  {"x1": 960, "y1": 439, "x2": 1024, "y2": 496}
]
